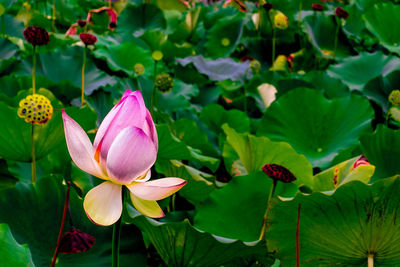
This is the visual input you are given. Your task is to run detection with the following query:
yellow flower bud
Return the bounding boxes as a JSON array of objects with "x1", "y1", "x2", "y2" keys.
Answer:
[{"x1": 273, "y1": 11, "x2": 289, "y2": 30}]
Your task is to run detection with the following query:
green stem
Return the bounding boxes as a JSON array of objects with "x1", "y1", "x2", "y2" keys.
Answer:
[
  {"x1": 272, "y1": 29, "x2": 276, "y2": 66},
  {"x1": 243, "y1": 86, "x2": 247, "y2": 114},
  {"x1": 258, "y1": 179, "x2": 277, "y2": 240},
  {"x1": 257, "y1": 1, "x2": 262, "y2": 37},
  {"x1": 52, "y1": 0, "x2": 56, "y2": 32},
  {"x1": 31, "y1": 124, "x2": 36, "y2": 184},
  {"x1": 112, "y1": 187, "x2": 125, "y2": 267},
  {"x1": 296, "y1": 203, "x2": 301, "y2": 267},
  {"x1": 333, "y1": 18, "x2": 340, "y2": 61},
  {"x1": 150, "y1": 61, "x2": 158, "y2": 119},
  {"x1": 298, "y1": 0, "x2": 302, "y2": 30},
  {"x1": 368, "y1": 254, "x2": 374, "y2": 267},
  {"x1": 81, "y1": 46, "x2": 87, "y2": 108},
  {"x1": 267, "y1": 12, "x2": 275, "y2": 65},
  {"x1": 32, "y1": 45, "x2": 36, "y2": 94}
]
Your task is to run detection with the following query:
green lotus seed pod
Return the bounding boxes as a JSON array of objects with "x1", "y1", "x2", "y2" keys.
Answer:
[
  {"x1": 273, "y1": 11, "x2": 289, "y2": 30},
  {"x1": 155, "y1": 73, "x2": 174, "y2": 93},
  {"x1": 18, "y1": 93, "x2": 53, "y2": 124},
  {"x1": 134, "y1": 63, "x2": 145, "y2": 75},
  {"x1": 389, "y1": 90, "x2": 400, "y2": 106},
  {"x1": 389, "y1": 107, "x2": 400, "y2": 122}
]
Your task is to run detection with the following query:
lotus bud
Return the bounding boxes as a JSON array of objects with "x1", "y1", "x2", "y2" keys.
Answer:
[
  {"x1": 23, "y1": 26, "x2": 50, "y2": 46},
  {"x1": 273, "y1": 11, "x2": 289, "y2": 30},
  {"x1": 79, "y1": 33, "x2": 97, "y2": 46}
]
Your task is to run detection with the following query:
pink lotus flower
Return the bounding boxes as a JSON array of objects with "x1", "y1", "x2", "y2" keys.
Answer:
[{"x1": 62, "y1": 90, "x2": 186, "y2": 226}]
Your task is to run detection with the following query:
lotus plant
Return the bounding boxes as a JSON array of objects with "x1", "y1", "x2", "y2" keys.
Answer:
[{"x1": 62, "y1": 90, "x2": 186, "y2": 227}]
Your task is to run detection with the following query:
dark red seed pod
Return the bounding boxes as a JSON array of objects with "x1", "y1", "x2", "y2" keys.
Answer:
[
  {"x1": 77, "y1": 19, "x2": 87, "y2": 27},
  {"x1": 262, "y1": 3, "x2": 273, "y2": 12},
  {"x1": 58, "y1": 228, "x2": 95, "y2": 254},
  {"x1": 312, "y1": 3, "x2": 324, "y2": 11},
  {"x1": 262, "y1": 164, "x2": 297, "y2": 183},
  {"x1": 335, "y1": 7, "x2": 349, "y2": 19},
  {"x1": 79, "y1": 33, "x2": 97, "y2": 45},
  {"x1": 23, "y1": 26, "x2": 50, "y2": 46}
]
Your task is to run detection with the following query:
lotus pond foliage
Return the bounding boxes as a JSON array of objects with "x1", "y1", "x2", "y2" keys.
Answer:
[{"x1": 0, "y1": 0, "x2": 399, "y2": 266}]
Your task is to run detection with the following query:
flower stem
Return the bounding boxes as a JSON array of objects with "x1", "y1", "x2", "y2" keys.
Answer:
[
  {"x1": 267, "y1": 13, "x2": 275, "y2": 65},
  {"x1": 51, "y1": 0, "x2": 56, "y2": 32},
  {"x1": 258, "y1": 179, "x2": 277, "y2": 240},
  {"x1": 112, "y1": 187, "x2": 125, "y2": 267},
  {"x1": 368, "y1": 254, "x2": 374, "y2": 267},
  {"x1": 32, "y1": 45, "x2": 36, "y2": 94},
  {"x1": 333, "y1": 18, "x2": 340, "y2": 61},
  {"x1": 150, "y1": 61, "x2": 158, "y2": 119},
  {"x1": 31, "y1": 124, "x2": 36, "y2": 184},
  {"x1": 51, "y1": 182, "x2": 71, "y2": 267},
  {"x1": 296, "y1": 203, "x2": 301, "y2": 267},
  {"x1": 298, "y1": 0, "x2": 302, "y2": 30},
  {"x1": 81, "y1": 46, "x2": 87, "y2": 108}
]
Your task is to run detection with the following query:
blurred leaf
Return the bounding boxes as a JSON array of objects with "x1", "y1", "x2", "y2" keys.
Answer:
[
  {"x1": 16, "y1": 46, "x2": 116, "y2": 96},
  {"x1": 176, "y1": 55, "x2": 251, "y2": 83},
  {"x1": 258, "y1": 88, "x2": 374, "y2": 168},
  {"x1": 205, "y1": 14, "x2": 244, "y2": 58},
  {"x1": 267, "y1": 177, "x2": 400, "y2": 266},
  {"x1": 200, "y1": 104, "x2": 251, "y2": 134},
  {"x1": 127, "y1": 206, "x2": 266, "y2": 266},
  {"x1": 94, "y1": 41, "x2": 153, "y2": 77},
  {"x1": 363, "y1": 3, "x2": 400, "y2": 55},
  {"x1": 0, "y1": 223, "x2": 34, "y2": 266},
  {"x1": 360, "y1": 125, "x2": 400, "y2": 181},
  {"x1": 327, "y1": 51, "x2": 400, "y2": 91},
  {"x1": 302, "y1": 13, "x2": 352, "y2": 59},
  {"x1": 116, "y1": 4, "x2": 166, "y2": 39}
]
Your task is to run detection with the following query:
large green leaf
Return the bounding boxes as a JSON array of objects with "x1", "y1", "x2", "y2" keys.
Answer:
[
  {"x1": 257, "y1": 88, "x2": 374, "y2": 168},
  {"x1": 194, "y1": 171, "x2": 280, "y2": 241},
  {"x1": 327, "y1": 51, "x2": 400, "y2": 91},
  {"x1": 360, "y1": 125, "x2": 400, "y2": 181},
  {"x1": 0, "y1": 176, "x2": 146, "y2": 266},
  {"x1": 0, "y1": 223, "x2": 34, "y2": 266},
  {"x1": 126, "y1": 206, "x2": 266, "y2": 267},
  {"x1": 267, "y1": 177, "x2": 400, "y2": 266},
  {"x1": 363, "y1": 3, "x2": 400, "y2": 55},
  {"x1": 223, "y1": 125, "x2": 313, "y2": 188}
]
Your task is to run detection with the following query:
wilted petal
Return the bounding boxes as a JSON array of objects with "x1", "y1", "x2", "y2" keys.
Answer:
[
  {"x1": 94, "y1": 91, "x2": 147, "y2": 165},
  {"x1": 130, "y1": 194, "x2": 164, "y2": 218},
  {"x1": 106, "y1": 126, "x2": 157, "y2": 184},
  {"x1": 83, "y1": 182, "x2": 122, "y2": 226},
  {"x1": 62, "y1": 110, "x2": 105, "y2": 179},
  {"x1": 127, "y1": 178, "x2": 187, "y2": 201}
]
